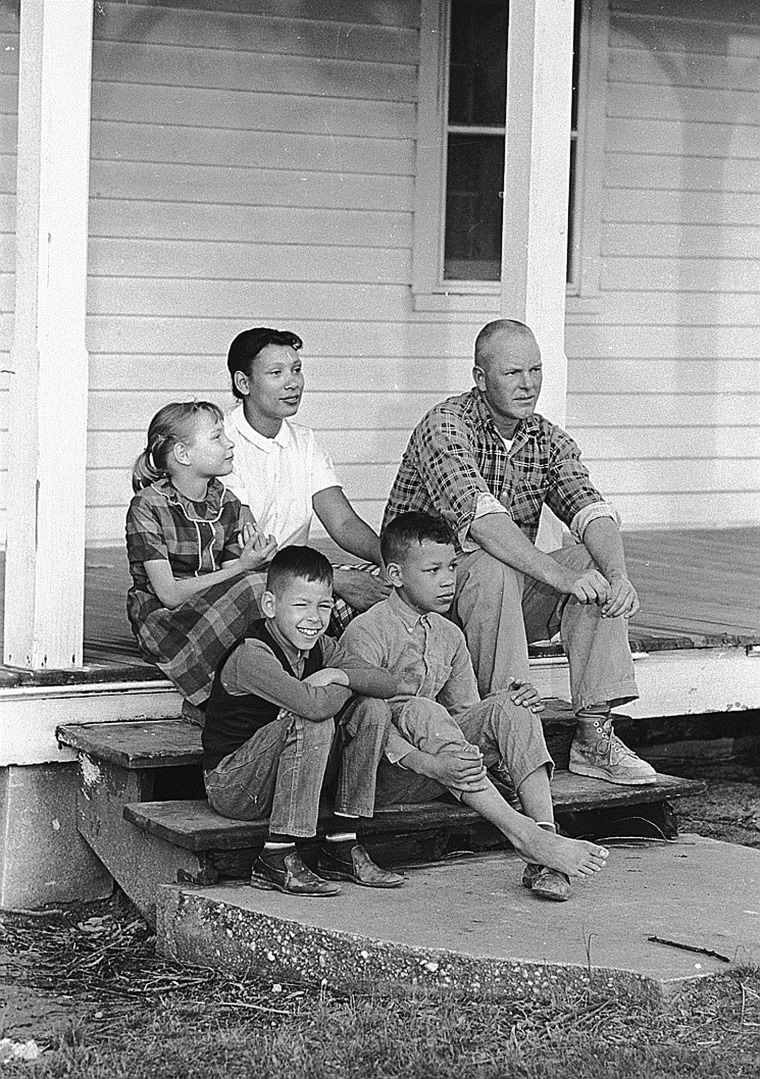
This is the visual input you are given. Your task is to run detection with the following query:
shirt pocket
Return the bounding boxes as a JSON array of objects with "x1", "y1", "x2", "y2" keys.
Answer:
[{"x1": 426, "y1": 660, "x2": 453, "y2": 696}]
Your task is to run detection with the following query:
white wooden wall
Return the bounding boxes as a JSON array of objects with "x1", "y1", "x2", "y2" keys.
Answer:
[
  {"x1": 1, "y1": 0, "x2": 760, "y2": 543},
  {"x1": 84, "y1": 0, "x2": 483, "y2": 542},
  {"x1": 0, "y1": 4, "x2": 18, "y2": 534},
  {"x1": 566, "y1": 0, "x2": 760, "y2": 529}
]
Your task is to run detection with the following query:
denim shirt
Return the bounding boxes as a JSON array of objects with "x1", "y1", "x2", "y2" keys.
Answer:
[{"x1": 340, "y1": 591, "x2": 481, "y2": 764}]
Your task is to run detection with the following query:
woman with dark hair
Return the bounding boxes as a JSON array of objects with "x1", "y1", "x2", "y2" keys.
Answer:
[{"x1": 223, "y1": 327, "x2": 390, "y2": 632}]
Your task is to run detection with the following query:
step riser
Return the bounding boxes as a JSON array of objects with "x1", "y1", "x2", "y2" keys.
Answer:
[{"x1": 76, "y1": 753, "x2": 218, "y2": 924}]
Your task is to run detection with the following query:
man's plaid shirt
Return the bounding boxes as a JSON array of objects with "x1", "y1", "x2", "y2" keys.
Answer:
[{"x1": 383, "y1": 388, "x2": 616, "y2": 550}]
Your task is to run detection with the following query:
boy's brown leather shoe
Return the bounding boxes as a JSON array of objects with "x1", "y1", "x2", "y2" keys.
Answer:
[
  {"x1": 317, "y1": 843, "x2": 405, "y2": 888},
  {"x1": 522, "y1": 862, "x2": 571, "y2": 902},
  {"x1": 250, "y1": 850, "x2": 341, "y2": 897}
]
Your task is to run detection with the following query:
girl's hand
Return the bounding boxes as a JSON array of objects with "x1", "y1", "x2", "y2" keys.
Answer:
[
  {"x1": 238, "y1": 527, "x2": 277, "y2": 570},
  {"x1": 509, "y1": 678, "x2": 544, "y2": 713}
]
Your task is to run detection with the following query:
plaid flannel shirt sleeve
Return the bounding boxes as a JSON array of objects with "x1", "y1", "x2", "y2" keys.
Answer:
[
  {"x1": 543, "y1": 428, "x2": 619, "y2": 539},
  {"x1": 219, "y1": 490, "x2": 244, "y2": 563},
  {"x1": 125, "y1": 494, "x2": 169, "y2": 565},
  {"x1": 412, "y1": 407, "x2": 497, "y2": 548}
]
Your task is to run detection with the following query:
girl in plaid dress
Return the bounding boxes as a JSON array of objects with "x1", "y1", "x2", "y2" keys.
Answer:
[{"x1": 126, "y1": 401, "x2": 277, "y2": 707}]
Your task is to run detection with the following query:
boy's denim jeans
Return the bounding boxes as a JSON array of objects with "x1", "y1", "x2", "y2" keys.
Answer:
[{"x1": 204, "y1": 696, "x2": 390, "y2": 838}]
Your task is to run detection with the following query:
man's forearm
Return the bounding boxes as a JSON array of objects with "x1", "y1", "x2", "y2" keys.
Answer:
[
  {"x1": 468, "y1": 513, "x2": 569, "y2": 588},
  {"x1": 582, "y1": 517, "x2": 628, "y2": 580}
]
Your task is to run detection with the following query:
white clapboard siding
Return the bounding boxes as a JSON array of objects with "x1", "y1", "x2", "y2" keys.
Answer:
[
  {"x1": 602, "y1": 224, "x2": 760, "y2": 261},
  {"x1": 607, "y1": 119, "x2": 760, "y2": 160},
  {"x1": 93, "y1": 87, "x2": 415, "y2": 138},
  {"x1": 604, "y1": 189, "x2": 760, "y2": 226},
  {"x1": 89, "y1": 203, "x2": 413, "y2": 248},
  {"x1": 570, "y1": 325, "x2": 760, "y2": 359},
  {"x1": 0, "y1": 11, "x2": 17, "y2": 541},
  {"x1": 568, "y1": 1, "x2": 760, "y2": 528},
  {"x1": 594, "y1": 293, "x2": 760, "y2": 326},
  {"x1": 584, "y1": 459, "x2": 760, "y2": 496},
  {"x1": 90, "y1": 242, "x2": 412, "y2": 285},
  {"x1": 605, "y1": 153, "x2": 760, "y2": 192},
  {"x1": 89, "y1": 389, "x2": 444, "y2": 434},
  {"x1": 5, "y1": 0, "x2": 760, "y2": 542},
  {"x1": 601, "y1": 259, "x2": 760, "y2": 293},
  {"x1": 572, "y1": 359, "x2": 760, "y2": 395},
  {"x1": 89, "y1": 354, "x2": 470, "y2": 394},
  {"x1": 575, "y1": 425, "x2": 760, "y2": 463},
  {"x1": 89, "y1": 162, "x2": 414, "y2": 211},
  {"x1": 92, "y1": 42, "x2": 417, "y2": 102},
  {"x1": 91, "y1": 123, "x2": 414, "y2": 176},
  {"x1": 87, "y1": 426, "x2": 411, "y2": 471},
  {"x1": 614, "y1": 492, "x2": 760, "y2": 531},
  {"x1": 94, "y1": 5, "x2": 418, "y2": 62},
  {"x1": 568, "y1": 393, "x2": 760, "y2": 429},
  {"x1": 86, "y1": 318, "x2": 483, "y2": 359}
]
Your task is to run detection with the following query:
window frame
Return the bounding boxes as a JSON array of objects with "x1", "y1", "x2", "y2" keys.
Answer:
[{"x1": 411, "y1": 0, "x2": 607, "y2": 314}]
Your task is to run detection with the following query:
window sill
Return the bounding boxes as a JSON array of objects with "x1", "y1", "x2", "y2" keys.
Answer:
[{"x1": 412, "y1": 289, "x2": 602, "y2": 318}]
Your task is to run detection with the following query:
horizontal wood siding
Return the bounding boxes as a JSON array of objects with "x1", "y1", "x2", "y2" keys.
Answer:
[
  {"x1": 565, "y1": 0, "x2": 760, "y2": 530},
  {"x1": 80, "y1": 0, "x2": 491, "y2": 543},
  {"x1": 3, "y1": 0, "x2": 757, "y2": 542},
  {"x1": 0, "y1": 11, "x2": 18, "y2": 542}
]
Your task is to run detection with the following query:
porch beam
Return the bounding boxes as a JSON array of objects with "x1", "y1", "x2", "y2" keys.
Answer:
[
  {"x1": 3, "y1": 0, "x2": 94, "y2": 668},
  {"x1": 500, "y1": 0, "x2": 575, "y2": 427}
]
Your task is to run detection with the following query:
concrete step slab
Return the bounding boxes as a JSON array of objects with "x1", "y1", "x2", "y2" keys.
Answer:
[{"x1": 157, "y1": 835, "x2": 760, "y2": 1005}]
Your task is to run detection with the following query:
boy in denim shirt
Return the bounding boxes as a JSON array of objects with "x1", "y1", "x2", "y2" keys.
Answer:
[{"x1": 341, "y1": 513, "x2": 609, "y2": 901}]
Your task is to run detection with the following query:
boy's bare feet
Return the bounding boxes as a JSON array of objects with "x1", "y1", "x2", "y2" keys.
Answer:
[{"x1": 510, "y1": 820, "x2": 608, "y2": 879}]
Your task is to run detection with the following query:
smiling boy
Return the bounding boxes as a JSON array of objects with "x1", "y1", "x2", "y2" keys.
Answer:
[
  {"x1": 341, "y1": 513, "x2": 609, "y2": 900},
  {"x1": 202, "y1": 545, "x2": 404, "y2": 896}
]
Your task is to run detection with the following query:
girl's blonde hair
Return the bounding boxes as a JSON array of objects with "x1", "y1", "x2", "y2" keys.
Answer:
[{"x1": 132, "y1": 401, "x2": 224, "y2": 492}]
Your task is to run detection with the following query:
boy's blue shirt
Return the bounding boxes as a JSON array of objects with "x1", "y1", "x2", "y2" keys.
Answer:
[{"x1": 340, "y1": 590, "x2": 482, "y2": 718}]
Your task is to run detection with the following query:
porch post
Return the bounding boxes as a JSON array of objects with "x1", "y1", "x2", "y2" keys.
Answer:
[
  {"x1": 3, "y1": 0, "x2": 94, "y2": 668},
  {"x1": 500, "y1": 0, "x2": 575, "y2": 427}
]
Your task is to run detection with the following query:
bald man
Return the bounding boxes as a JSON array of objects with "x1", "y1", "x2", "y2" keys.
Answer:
[{"x1": 383, "y1": 319, "x2": 655, "y2": 787}]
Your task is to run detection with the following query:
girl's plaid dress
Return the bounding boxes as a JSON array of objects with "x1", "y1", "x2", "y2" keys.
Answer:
[{"x1": 126, "y1": 477, "x2": 259, "y2": 706}]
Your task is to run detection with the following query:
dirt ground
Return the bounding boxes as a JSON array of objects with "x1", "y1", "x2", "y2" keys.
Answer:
[{"x1": 0, "y1": 751, "x2": 759, "y2": 1062}]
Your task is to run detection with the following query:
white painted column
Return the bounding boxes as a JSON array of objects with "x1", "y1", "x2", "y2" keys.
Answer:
[
  {"x1": 4, "y1": 0, "x2": 94, "y2": 668},
  {"x1": 500, "y1": 0, "x2": 575, "y2": 428}
]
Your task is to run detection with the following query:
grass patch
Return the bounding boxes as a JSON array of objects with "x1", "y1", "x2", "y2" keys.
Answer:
[{"x1": 2, "y1": 897, "x2": 760, "y2": 1079}]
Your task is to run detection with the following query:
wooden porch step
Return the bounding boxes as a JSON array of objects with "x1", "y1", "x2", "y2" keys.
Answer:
[
  {"x1": 57, "y1": 718, "x2": 202, "y2": 769},
  {"x1": 57, "y1": 698, "x2": 580, "y2": 773},
  {"x1": 57, "y1": 714, "x2": 702, "y2": 925},
  {"x1": 125, "y1": 771, "x2": 701, "y2": 853}
]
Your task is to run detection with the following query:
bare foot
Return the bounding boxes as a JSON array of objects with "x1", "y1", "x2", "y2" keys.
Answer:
[{"x1": 510, "y1": 821, "x2": 608, "y2": 879}]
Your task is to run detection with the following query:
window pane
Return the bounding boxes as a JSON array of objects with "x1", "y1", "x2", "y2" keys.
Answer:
[
  {"x1": 444, "y1": 133, "x2": 504, "y2": 281},
  {"x1": 448, "y1": 0, "x2": 508, "y2": 127}
]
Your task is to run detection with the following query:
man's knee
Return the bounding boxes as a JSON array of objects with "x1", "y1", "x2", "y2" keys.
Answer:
[
  {"x1": 457, "y1": 549, "x2": 521, "y2": 596},
  {"x1": 555, "y1": 542, "x2": 595, "y2": 572}
]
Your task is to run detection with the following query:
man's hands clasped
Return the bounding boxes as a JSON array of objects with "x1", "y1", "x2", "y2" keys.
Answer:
[{"x1": 559, "y1": 567, "x2": 639, "y2": 619}]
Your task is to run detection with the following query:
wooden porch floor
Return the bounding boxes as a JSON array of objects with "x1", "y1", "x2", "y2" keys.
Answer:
[{"x1": 0, "y1": 527, "x2": 757, "y2": 686}]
